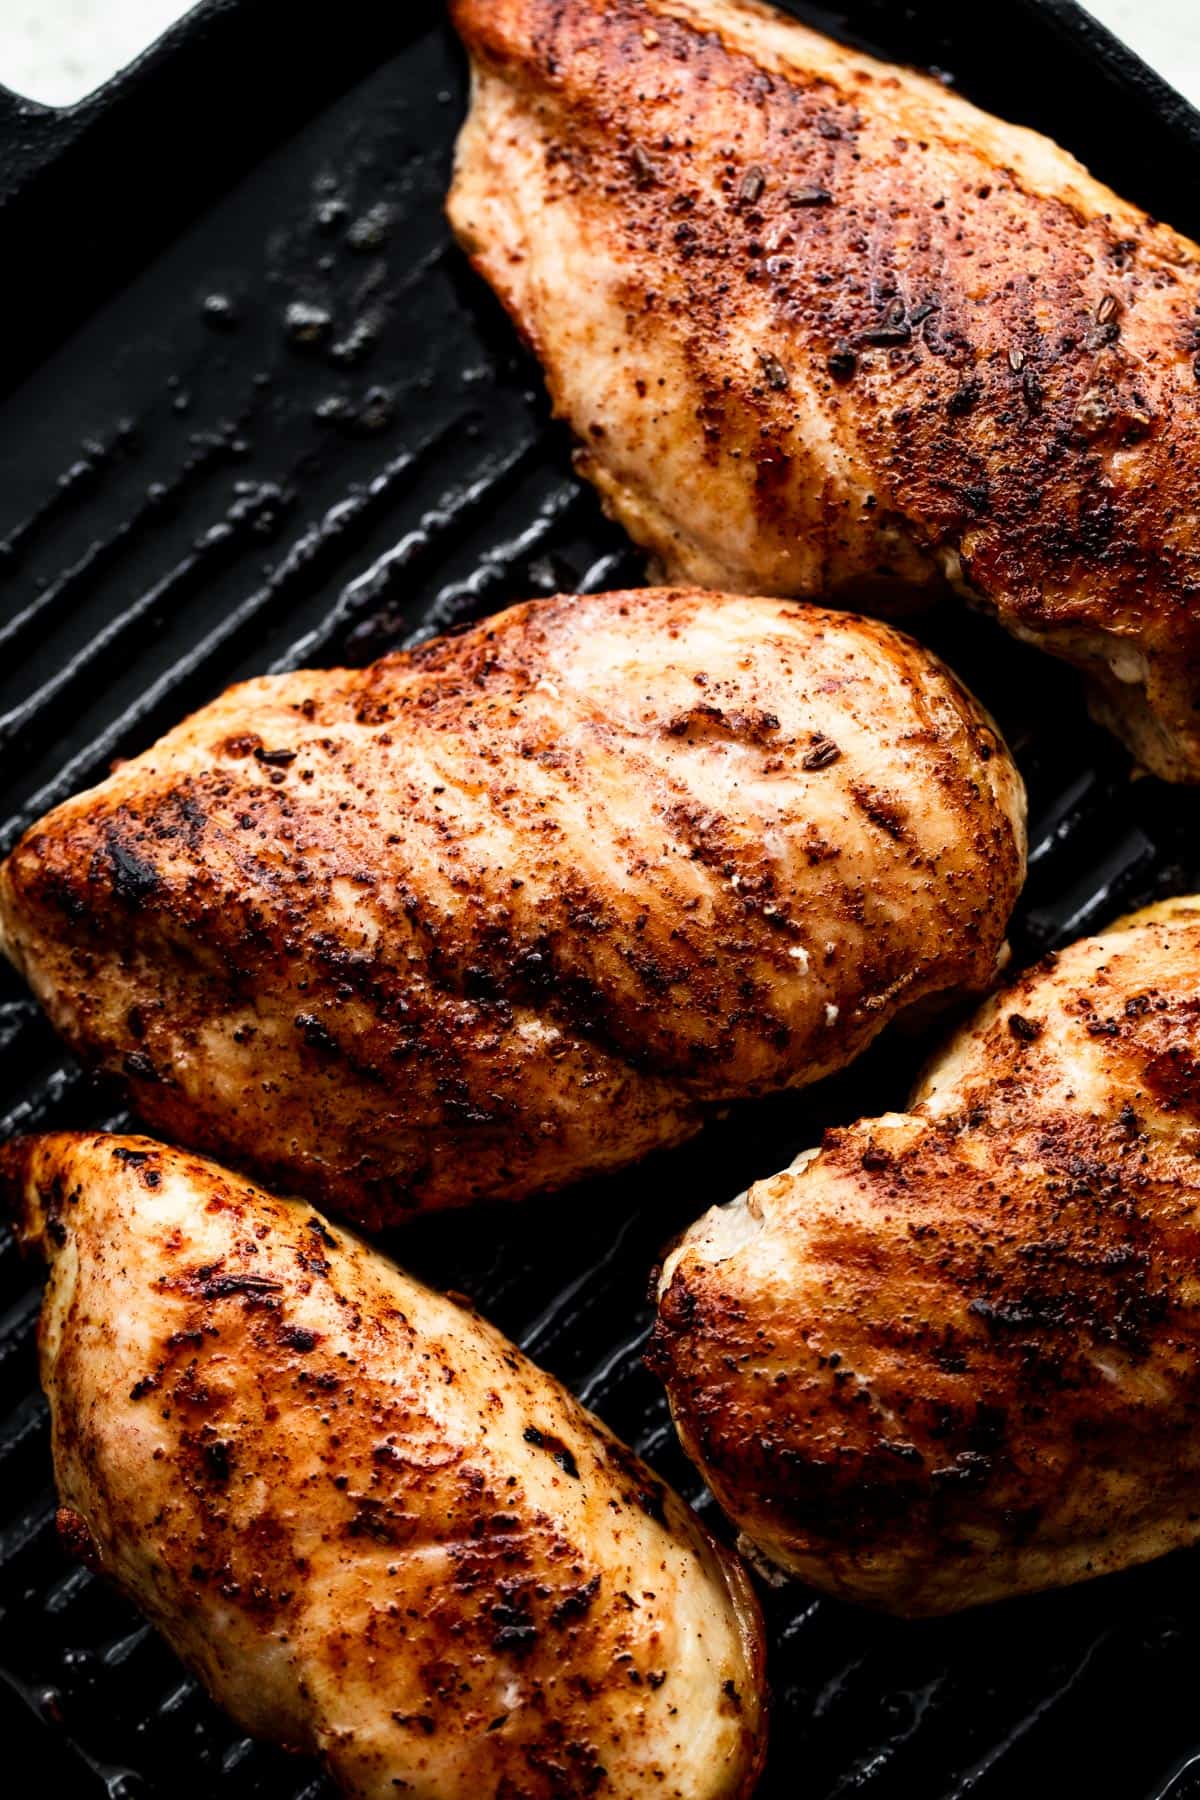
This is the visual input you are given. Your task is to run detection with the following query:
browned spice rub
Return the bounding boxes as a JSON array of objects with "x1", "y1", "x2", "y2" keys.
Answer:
[
  {"x1": 0, "y1": 589, "x2": 1023, "y2": 1223},
  {"x1": 3, "y1": 1132, "x2": 766, "y2": 1800},
  {"x1": 450, "y1": 0, "x2": 1200, "y2": 780},
  {"x1": 652, "y1": 899, "x2": 1200, "y2": 1614}
]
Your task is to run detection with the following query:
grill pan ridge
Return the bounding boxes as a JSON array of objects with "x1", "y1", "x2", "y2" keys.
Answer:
[{"x1": 2, "y1": 2, "x2": 1200, "y2": 1794}]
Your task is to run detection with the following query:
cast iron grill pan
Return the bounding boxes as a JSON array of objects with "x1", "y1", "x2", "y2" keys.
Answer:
[{"x1": 2, "y1": 2, "x2": 1200, "y2": 1794}]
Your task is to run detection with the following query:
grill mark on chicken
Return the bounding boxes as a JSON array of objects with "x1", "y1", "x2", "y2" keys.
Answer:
[
  {"x1": 0, "y1": 588, "x2": 1024, "y2": 1221},
  {"x1": 450, "y1": 0, "x2": 1200, "y2": 780},
  {"x1": 652, "y1": 899, "x2": 1200, "y2": 1614}
]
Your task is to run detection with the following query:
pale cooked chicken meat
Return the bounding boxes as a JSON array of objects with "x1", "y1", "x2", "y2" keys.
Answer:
[
  {"x1": 3, "y1": 1132, "x2": 766, "y2": 1800},
  {"x1": 0, "y1": 589, "x2": 1024, "y2": 1222},
  {"x1": 449, "y1": 0, "x2": 1200, "y2": 781},
  {"x1": 652, "y1": 898, "x2": 1200, "y2": 1615}
]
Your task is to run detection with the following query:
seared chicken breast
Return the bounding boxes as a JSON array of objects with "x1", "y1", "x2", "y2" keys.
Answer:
[
  {"x1": 0, "y1": 589, "x2": 1024, "y2": 1222},
  {"x1": 652, "y1": 899, "x2": 1200, "y2": 1614},
  {"x1": 3, "y1": 1132, "x2": 766, "y2": 1800},
  {"x1": 449, "y1": 0, "x2": 1200, "y2": 781}
]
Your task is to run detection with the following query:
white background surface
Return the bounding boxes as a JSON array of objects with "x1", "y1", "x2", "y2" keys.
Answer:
[
  {"x1": 1, "y1": 0, "x2": 196, "y2": 105},
  {"x1": 1091, "y1": 0, "x2": 1200, "y2": 105},
  {"x1": 0, "y1": 0, "x2": 1197, "y2": 110}
]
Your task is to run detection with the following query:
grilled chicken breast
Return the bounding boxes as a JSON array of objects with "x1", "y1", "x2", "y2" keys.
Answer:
[
  {"x1": 651, "y1": 898, "x2": 1200, "y2": 1614},
  {"x1": 0, "y1": 589, "x2": 1024, "y2": 1222},
  {"x1": 3, "y1": 1131, "x2": 766, "y2": 1800},
  {"x1": 449, "y1": 0, "x2": 1200, "y2": 781}
]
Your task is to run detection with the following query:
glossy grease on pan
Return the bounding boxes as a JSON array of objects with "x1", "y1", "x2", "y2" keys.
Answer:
[
  {"x1": 652, "y1": 899, "x2": 1200, "y2": 1614},
  {"x1": 0, "y1": 589, "x2": 1024, "y2": 1223},
  {"x1": 450, "y1": 0, "x2": 1200, "y2": 781},
  {"x1": 4, "y1": 1132, "x2": 766, "y2": 1800}
]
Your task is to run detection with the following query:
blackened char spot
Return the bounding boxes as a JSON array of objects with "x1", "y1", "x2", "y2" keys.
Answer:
[
  {"x1": 111, "y1": 1145, "x2": 163, "y2": 1188},
  {"x1": 307, "y1": 1215, "x2": 338, "y2": 1250},
  {"x1": 393, "y1": 1713, "x2": 436, "y2": 1736},
  {"x1": 523, "y1": 1425, "x2": 580, "y2": 1478},
  {"x1": 105, "y1": 832, "x2": 161, "y2": 906},
  {"x1": 190, "y1": 1267, "x2": 284, "y2": 1302},
  {"x1": 490, "y1": 1586, "x2": 538, "y2": 1654},
  {"x1": 201, "y1": 1438, "x2": 233, "y2": 1485},
  {"x1": 296, "y1": 1014, "x2": 338, "y2": 1055},
  {"x1": 550, "y1": 1573, "x2": 600, "y2": 1629},
  {"x1": 969, "y1": 1295, "x2": 1065, "y2": 1331},
  {"x1": 278, "y1": 1325, "x2": 319, "y2": 1353}
]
